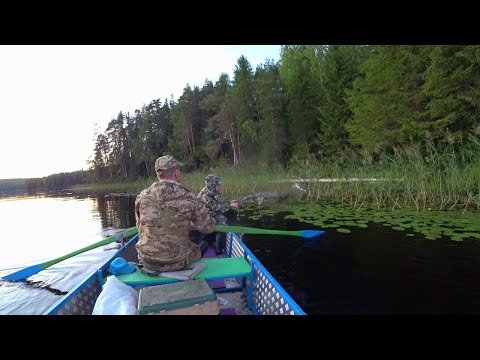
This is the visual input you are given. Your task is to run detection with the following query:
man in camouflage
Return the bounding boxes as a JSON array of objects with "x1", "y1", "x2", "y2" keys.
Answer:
[
  {"x1": 135, "y1": 155, "x2": 215, "y2": 274},
  {"x1": 197, "y1": 174, "x2": 238, "y2": 254}
]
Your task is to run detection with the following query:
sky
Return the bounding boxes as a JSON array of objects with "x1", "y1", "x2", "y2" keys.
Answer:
[{"x1": 0, "y1": 45, "x2": 282, "y2": 180}]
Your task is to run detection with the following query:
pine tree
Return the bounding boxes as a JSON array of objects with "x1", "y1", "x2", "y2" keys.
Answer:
[
  {"x1": 231, "y1": 55, "x2": 260, "y2": 163},
  {"x1": 254, "y1": 59, "x2": 287, "y2": 165},
  {"x1": 346, "y1": 45, "x2": 432, "y2": 152},
  {"x1": 200, "y1": 73, "x2": 240, "y2": 167},
  {"x1": 279, "y1": 45, "x2": 325, "y2": 160},
  {"x1": 423, "y1": 45, "x2": 480, "y2": 142},
  {"x1": 316, "y1": 45, "x2": 369, "y2": 157}
]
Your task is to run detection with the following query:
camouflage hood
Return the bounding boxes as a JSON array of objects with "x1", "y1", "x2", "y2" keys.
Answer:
[{"x1": 205, "y1": 174, "x2": 222, "y2": 191}]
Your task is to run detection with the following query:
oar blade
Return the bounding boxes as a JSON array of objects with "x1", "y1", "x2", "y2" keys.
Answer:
[
  {"x1": 2, "y1": 264, "x2": 43, "y2": 281},
  {"x1": 299, "y1": 230, "x2": 325, "y2": 238}
]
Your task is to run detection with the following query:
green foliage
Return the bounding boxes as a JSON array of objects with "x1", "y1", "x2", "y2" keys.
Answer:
[
  {"x1": 43, "y1": 170, "x2": 91, "y2": 189},
  {"x1": 423, "y1": 45, "x2": 480, "y2": 141},
  {"x1": 254, "y1": 60, "x2": 287, "y2": 165},
  {"x1": 346, "y1": 45, "x2": 433, "y2": 151},
  {"x1": 279, "y1": 45, "x2": 325, "y2": 153},
  {"x1": 231, "y1": 55, "x2": 260, "y2": 162},
  {"x1": 316, "y1": 45, "x2": 370, "y2": 157},
  {"x1": 79, "y1": 44, "x2": 479, "y2": 213},
  {"x1": 200, "y1": 73, "x2": 235, "y2": 163},
  {"x1": 170, "y1": 85, "x2": 202, "y2": 159},
  {"x1": 231, "y1": 55, "x2": 258, "y2": 122}
]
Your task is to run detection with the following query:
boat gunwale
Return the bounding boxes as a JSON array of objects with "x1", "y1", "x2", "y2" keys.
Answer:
[{"x1": 43, "y1": 234, "x2": 139, "y2": 315}]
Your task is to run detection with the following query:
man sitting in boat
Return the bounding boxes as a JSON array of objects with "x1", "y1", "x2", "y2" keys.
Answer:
[
  {"x1": 135, "y1": 155, "x2": 215, "y2": 275},
  {"x1": 197, "y1": 174, "x2": 239, "y2": 255}
]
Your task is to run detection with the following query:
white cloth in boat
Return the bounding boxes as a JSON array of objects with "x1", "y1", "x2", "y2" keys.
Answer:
[{"x1": 93, "y1": 275, "x2": 138, "y2": 315}]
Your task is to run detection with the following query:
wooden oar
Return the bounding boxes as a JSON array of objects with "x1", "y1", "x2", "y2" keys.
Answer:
[
  {"x1": 214, "y1": 225, "x2": 325, "y2": 238},
  {"x1": 2, "y1": 227, "x2": 138, "y2": 282}
]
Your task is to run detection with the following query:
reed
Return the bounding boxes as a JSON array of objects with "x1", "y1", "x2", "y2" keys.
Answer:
[
  {"x1": 73, "y1": 139, "x2": 480, "y2": 210},
  {"x1": 286, "y1": 140, "x2": 480, "y2": 210}
]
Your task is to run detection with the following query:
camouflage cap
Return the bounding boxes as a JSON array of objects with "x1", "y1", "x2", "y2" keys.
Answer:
[
  {"x1": 205, "y1": 174, "x2": 222, "y2": 186},
  {"x1": 155, "y1": 155, "x2": 183, "y2": 173}
]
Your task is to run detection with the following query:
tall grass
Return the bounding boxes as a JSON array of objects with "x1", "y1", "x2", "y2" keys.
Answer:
[
  {"x1": 286, "y1": 139, "x2": 480, "y2": 211},
  {"x1": 73, "y1": 139, "x2": 480, "y2": 211},
  {"x1": 182, "y1": 165, "x2": 297, "y2": 200}
]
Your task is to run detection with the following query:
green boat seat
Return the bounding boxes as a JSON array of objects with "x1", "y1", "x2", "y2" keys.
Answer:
[{"x1": 115, "y1": 257, "x2": 251, "y2": 286}]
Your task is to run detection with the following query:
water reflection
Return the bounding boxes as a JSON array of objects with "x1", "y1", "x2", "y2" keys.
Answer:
[
  {"x1": 94, "y1": 193, "x2": 136, "y2": 230},
  {"x1": 233, "y1": 212, "x2": 480, "y2": 315},
  {"x1": 0, "y1": 191, "x2": 137, "y2": 315},
  {"x1": 2, "y1": 192, "x2": 480, "y2": 315}
]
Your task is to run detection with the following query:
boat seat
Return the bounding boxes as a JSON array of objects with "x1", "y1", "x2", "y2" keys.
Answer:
[{"x1": 115, "y1": 257, "x2": 251, "y2": 287}]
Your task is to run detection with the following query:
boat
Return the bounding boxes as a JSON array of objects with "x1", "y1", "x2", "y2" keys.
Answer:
[{"x1": 42, "y1": 229, "x2": 307, "y2": 315}]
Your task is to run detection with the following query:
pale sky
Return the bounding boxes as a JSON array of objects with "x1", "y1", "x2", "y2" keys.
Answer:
[{"x1": 0, "y1": 45, "x2": 282, "y2": 180}]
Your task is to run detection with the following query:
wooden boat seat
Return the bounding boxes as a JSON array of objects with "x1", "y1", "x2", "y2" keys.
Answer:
[{"x1": 115, "y1": 257, "x2": 251, "y2": 287}]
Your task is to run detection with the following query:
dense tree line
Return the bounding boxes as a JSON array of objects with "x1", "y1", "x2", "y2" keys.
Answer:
[
  {"x1": 0, "y1": 170, "x2": 91, "y2": 193},
  {"x1": 0, "y1": 179, "x2": 28, "y2": 193},
  {"x1": 89, "y1": 45, "x2": 480, "y2": 182},
  {"x1": 40, "y1": 170, "x2": 91, "y2": 189}
]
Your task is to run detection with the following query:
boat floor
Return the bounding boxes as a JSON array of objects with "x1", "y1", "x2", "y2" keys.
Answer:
[{"x1": 216, "y1": 278, "x2": 253, "y2": 315}]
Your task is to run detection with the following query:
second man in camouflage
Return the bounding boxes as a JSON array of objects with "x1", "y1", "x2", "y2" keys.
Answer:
[{"x1": 197, "y1": 174, "x2": 238, "y2": 255}]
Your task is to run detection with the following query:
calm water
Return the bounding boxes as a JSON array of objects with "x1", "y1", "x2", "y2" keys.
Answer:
[
  {"x1": 0, "y1": 192, "x2": 136, "y2": 314},
  {"x1": 1, "y1": 192, "x2": 479, "y2": 315},
  {"x1": 231, "y1": 212, "x2": 480, "y2": 314}
]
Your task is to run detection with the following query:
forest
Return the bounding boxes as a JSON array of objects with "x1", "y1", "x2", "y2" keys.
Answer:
[
  {"x1": 87, "y1": 45, "x2": 480, "y2": 181},
  {"x1": 6, "y1": 45, "x2": 478, "y2": 208}
]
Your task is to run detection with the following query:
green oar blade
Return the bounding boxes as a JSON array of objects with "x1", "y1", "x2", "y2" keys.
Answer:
[
  {"x1": 3, "y1": 226, "x2": 138, "y2": 282},
  {"x1": 214, "y1": 225, "x2": 325, "y2": 238}
]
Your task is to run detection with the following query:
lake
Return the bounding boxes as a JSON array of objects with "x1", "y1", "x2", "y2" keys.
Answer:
[{"x1": 1, "y1": 192, "x2": 479, "y2": 314}]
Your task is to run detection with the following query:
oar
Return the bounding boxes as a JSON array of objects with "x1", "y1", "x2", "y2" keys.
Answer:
[
  {"x1": 2, "y1": 227, "x2": 138, "y2": 282},
  {"x1": 214, "y1": 225, "x2": 325, "y2": 238}
]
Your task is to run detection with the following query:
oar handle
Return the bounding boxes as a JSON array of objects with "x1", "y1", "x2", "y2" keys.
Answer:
[
  {"x1": 3, "y1": 227, "x2": 139, "y2": 281},
  {"x1": 214, "y1": 225, "x2": 301, "y2": 237},
  {"x1": 41, "y1": 227, "x2": 138, "y2": 269}
]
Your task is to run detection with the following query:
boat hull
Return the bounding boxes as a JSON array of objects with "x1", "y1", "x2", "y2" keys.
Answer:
[{"x1": 43, "y1": 232, "x2": 305, "y2": 315}]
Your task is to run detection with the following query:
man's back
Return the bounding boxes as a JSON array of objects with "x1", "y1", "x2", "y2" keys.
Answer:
[{"x1": 135, "y1": 179, "x2": 214, "y2": 272}]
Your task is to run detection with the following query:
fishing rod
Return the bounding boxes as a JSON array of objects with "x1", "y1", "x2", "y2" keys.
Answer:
[{"x1": 238, "y1": 191, "x2": 290, "y2": 205}]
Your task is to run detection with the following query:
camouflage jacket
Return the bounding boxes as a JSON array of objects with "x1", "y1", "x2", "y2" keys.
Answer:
[
  {"x1": 135, "y1": 179, "x2": 215, "y2": 272},
  {"x1": 197, "y1": 184, "x2": 231, "y2": 225}
]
